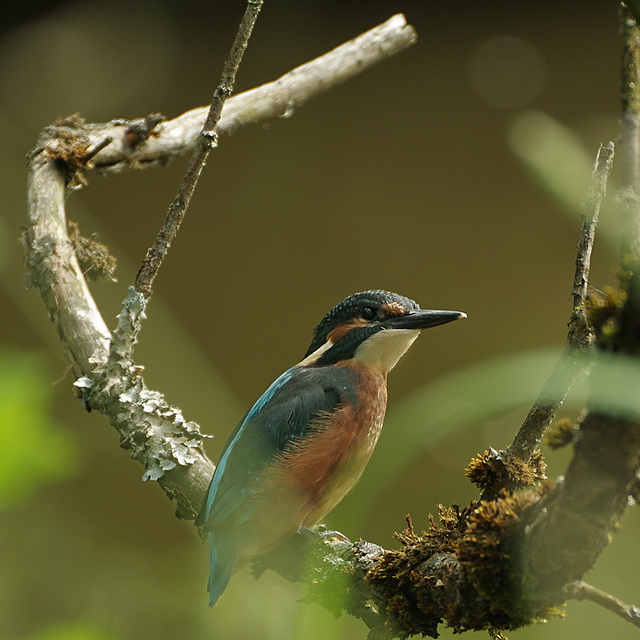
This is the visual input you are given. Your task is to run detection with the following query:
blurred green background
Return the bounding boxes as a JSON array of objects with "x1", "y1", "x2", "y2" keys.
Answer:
[{"x1": 1, "y1": 1, "x2": 638, "y2": 638}]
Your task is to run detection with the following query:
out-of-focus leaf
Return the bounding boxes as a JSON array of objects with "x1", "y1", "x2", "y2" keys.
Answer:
[
  {"x1": 347, "y1": 345, "x2": 640, "y2": 528},
  {"x1": 0, "y1": 349, "x2": 80, "y2": 507},
  {"x1": 345, "y1": 348, "x2": 565, "y2": 525},
  {"x1": 587, "y1": 350, "x2": 640, "y2": 420},
  {"x1": 508, "y1": 110, "x2": 619, "y2": 248},
  {"x1": 14, "y1": 620, "x2": 118, "y2": 640}
]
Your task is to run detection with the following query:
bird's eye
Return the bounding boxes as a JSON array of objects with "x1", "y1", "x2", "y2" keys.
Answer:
[{"x1": 360, "y1": 306, "x2": 376, "y2": 321}]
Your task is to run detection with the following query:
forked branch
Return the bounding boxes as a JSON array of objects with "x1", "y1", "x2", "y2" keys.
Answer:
[{"x1": 24, "y1": 16, "x2": 418, "y2": 515}]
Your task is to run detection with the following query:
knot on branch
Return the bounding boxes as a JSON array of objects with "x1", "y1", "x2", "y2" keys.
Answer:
[
  {"x1": 466, "y1": 448, "x2": 547, "y2": 493},
  {"x1": 111, "y1": 113, "x2": 166, "y2": 148},
  {"x1": 31, "y1": 114, "x2": 110, "y2": 188}
]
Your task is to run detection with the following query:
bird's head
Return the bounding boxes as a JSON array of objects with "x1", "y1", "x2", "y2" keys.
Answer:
[{"x1": 300, "y1": 290, "x2": 465, "y2": 373}]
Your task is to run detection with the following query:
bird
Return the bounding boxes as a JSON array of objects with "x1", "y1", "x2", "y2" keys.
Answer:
[{"x1": 195, "y1": 289, "x2": 465, "y2": 605}]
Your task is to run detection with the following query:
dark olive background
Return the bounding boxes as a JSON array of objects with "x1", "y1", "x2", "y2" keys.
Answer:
[{"x1": 1, "y1": 2, "x2": 636, "y2": 639}]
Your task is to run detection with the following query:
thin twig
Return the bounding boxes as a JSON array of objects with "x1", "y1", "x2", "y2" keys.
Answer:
[
  {"x1": 134, "y1": 0, "x2": 264, "y2": 298},
  {"x1": 566, "y1": 581, "x2": 640, "y2": 630},
  {"x1": 508, "y1": 142, "x2": 615, "y2": 461},
  {"x1": 571, "y1": 145, "x2": 616, "y2": 318},
  {"x1": 479, "y1": 142, "x2": 615, "y2": 500}
]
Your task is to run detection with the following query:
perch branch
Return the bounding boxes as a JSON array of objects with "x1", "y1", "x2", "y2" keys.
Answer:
[{"x1": 135, "y1": 0, "x2": 263, "y2": 298}]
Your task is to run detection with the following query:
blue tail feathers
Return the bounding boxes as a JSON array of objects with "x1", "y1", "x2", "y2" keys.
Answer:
[{"x1": 207, "y1": 532, "x2": 237, "y2": 606}]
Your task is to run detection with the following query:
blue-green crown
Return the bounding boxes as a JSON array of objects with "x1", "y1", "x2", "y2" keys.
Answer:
[{"x1": 304, "y1": 290, "x2": 418, "y2": 363}]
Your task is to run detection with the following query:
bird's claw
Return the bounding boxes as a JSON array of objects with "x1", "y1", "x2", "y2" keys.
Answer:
[{"x1": 298, "y1": 525, "x2": 351, "y2": 544}]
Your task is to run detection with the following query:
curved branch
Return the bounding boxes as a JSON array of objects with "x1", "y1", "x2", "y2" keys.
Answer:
[{"x1": 23, "y1": 16, "x2": 418, "y2": 516}]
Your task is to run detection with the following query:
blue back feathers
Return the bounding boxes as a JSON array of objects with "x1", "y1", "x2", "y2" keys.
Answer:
[
  {"x1": 197, "y1": 364, "x2": 360, "y2": 605},
  {"x1": 206, "y1": 532, "x2": 236, "y2": 606}
]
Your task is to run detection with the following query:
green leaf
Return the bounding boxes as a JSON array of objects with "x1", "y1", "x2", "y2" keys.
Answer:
[
  {"x1": 14, "y1": 620, "x2": 119, "y2": 640},
  {"x1": 508, "y1": 110, "x2": 619, "y2": 248},
  {"x1": 0, "y1": 349, "x2": 80, "y2": 507}
]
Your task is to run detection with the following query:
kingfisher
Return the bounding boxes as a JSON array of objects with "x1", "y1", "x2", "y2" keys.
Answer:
[{"x1": 196, "y1": 290, "x2": 465, "y2": 605}]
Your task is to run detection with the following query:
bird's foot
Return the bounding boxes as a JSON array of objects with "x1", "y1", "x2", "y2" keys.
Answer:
[{"x1": 298, "y1": 525, "x2": 351, "y2": 544}]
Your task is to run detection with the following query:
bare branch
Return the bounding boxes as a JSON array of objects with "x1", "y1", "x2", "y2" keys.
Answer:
[
  {"x1": 66, "y1": 14, "x2": 418, "y2": 175},
  {"x1": 508, "y1": 142, "x2": 614, "y2": 462},
  {"x1": 566, "y1": 581, "x2": 640, "y2": 630},
  {"x1": 24, "y1": 156, "x2": 111, "y2": 373},
  {"x1": 477, "y1": 142, "x2": 615, "y2": 501},
  {"x1": 135, "y1": 0, "x2": 264, "y2": 298}
]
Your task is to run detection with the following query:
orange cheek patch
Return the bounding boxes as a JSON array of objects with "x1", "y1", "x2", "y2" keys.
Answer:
[{"x1": 381, "y1": 301, "x2": 407, "y2": 317}]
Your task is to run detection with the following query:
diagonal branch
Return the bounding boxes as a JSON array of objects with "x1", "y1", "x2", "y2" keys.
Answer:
[
  {"x1": 134, "y1": 0, "x2": 263, "y2": 298},
  {"x1": 566, "y1": 581, "x2": 640, "y2": 630},
  {"x1": 508, "y1": 142, "x2": 614, "y2": 461},
  {"x1": 62, "y1": 14, "x2": 417, "y2": 177},
  {"x1": 477, "y1": 141, "x2": 614, "y2": 501}
]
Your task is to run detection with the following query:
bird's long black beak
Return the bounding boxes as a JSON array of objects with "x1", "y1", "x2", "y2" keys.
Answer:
[{"x1": 383, "y1": 309, "x2": 466, "y2": 331}]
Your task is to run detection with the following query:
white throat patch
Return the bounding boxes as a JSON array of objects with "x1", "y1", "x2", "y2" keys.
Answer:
[{"x1": 352, "y1": 328, "x2": 420, "y2": 373}]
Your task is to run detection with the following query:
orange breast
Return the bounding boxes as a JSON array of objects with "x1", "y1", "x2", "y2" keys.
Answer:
[{"x1": 244, "y1": 365, "x2": 388, "y2": 557}]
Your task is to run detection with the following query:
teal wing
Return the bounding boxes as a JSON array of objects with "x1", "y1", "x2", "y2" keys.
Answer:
[{"x1": 198, "y1": 365, "x2": 357, "y2": 530}]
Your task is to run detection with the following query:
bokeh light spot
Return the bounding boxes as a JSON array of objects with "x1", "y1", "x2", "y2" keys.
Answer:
[{"x1": 470, "y1": 36, "x2": 546, "y2": 108}]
